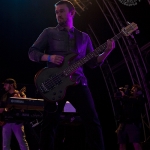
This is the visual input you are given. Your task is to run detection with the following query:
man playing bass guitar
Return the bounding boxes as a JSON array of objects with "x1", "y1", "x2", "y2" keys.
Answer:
[{"x1": 28, "y1": 1, "x2": 117, "y2": 150}]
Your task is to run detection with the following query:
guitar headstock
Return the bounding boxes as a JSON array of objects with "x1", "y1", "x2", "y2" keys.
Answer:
[
  {"x1": 121, "y1": 22, "x2": 138, "y2": 36},
  {"x1": 19, "y1": 86, "x2": 26, "y2": 97},
  {"x1": 20, "y1": 86, "x2": 26, "y2": 93}
]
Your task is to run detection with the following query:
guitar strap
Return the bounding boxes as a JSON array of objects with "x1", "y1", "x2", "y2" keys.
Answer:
[{"x1": 74, "y1": 28, "x2": 83, "y2": 53}]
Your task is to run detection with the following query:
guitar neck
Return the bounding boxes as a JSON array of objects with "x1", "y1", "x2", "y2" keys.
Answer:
[{"x1": 63, "y1": 32, "x2": 123, "y2": 76}]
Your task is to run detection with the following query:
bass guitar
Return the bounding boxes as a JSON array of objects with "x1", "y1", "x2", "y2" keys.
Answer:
[{"x1": 34, "y1": 22, "x2": 138, "y2": 102}]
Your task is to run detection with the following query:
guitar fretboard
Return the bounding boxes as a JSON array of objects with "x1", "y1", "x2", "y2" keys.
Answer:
[{"x1": 63, "y1": 32, "x2": 122, "y2": 76}]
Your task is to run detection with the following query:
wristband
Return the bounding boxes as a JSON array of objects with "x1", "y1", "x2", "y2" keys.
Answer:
[{"x1": 48, "y1": 55, "x2": 51, "y2": 62}]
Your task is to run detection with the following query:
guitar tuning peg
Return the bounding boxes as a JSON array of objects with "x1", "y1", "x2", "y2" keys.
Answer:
[
  {"x1": 135, "y1": 29, "x2": 140, "y2": 34},
  {"x1": 126, "y1": 21, "x2": 131, "y2": 25}
]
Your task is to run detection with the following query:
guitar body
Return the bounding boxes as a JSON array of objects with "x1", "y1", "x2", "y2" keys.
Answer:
[{"x1": 34, "y1": 53, "x2": 77, "y2": 102}]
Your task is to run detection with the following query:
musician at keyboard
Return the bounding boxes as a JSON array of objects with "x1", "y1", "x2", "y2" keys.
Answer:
[{"x1": 0, "y1": 78, "x2": 29, "y2": 150}]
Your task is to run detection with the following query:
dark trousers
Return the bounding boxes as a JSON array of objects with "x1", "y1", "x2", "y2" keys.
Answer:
[{"x1": 39, "y1": 83, "x2": 105, "y2": 150}]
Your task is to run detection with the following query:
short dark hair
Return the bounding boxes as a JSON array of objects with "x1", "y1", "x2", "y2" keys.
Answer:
[
  {"x1": 55, "y1": 0, "x2": 75, "y2": 12},
  {"x1": 3, "y1": 78, "x2": 17, "y2": 89},
  {"x1": 132, "y1": 84, "x2": 142, "y2": 91}
]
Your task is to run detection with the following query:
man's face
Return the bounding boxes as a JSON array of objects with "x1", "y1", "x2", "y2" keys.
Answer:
[
  {"x1": 55, "y1": 4, "x2": 73, "y2": 26},
  {"x1": 131, "y1": 87, "x2": 139, "y2": 96},
  {"x1": 3, "y1": 83, "x2": 11, "y2": 92}
]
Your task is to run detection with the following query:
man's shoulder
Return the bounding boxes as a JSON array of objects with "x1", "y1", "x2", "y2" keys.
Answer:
[
  {"x1": 74, "y1": 28, "x2": 88, "y2": 36},
  {"x1": 1, "y1": 92, "x2": 8, "y2": 100},
  {"x1": 74, "y1": 28, "x2": 90, "y2": 41},
  {"x1": 39, "y1": 27, "x2": 58, "y2": 37},
  {"x1": 43, "y1": 27, "x2": 57, "y2": 31}
]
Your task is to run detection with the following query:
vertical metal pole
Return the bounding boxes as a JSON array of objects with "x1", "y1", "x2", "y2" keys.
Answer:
[{"x1": 95, "y1": 0, "x2": 135, "y2": 84}]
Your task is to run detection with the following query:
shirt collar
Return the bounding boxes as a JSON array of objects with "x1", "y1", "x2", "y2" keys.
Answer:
[{"x1": 56, "y1": 24, "x2": 74, "y2": 33}]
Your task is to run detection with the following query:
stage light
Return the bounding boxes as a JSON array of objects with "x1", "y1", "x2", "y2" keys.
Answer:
[{"x1": 70, "y1": 0, "x2": 92, "y2": 16}]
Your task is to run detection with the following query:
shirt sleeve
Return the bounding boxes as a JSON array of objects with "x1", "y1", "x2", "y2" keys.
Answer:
[
  {"x1": 85, "y1": 34, "x2": 101, "y2": 68},
  {"x1": 28, "y1": 28, "x2": 49, "y2": 62}
]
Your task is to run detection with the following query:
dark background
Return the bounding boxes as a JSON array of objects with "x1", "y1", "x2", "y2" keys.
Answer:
[{"x1": 0, "y1": 0, "x2": 150, "y2": 150}]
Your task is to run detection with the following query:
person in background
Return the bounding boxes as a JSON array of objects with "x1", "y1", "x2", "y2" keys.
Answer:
[
  {"x1": 0, "y1": 78, "x2": 29, "y2": 150},
  {"x1": 28, "y1": 0, "x2": 115, "y2": 149},
  {"x1": 114, "y1": 84, "x2": 145, "y2": 150}
]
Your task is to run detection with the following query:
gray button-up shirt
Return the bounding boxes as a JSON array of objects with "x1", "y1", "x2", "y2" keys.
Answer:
[{"x1": 28, "y1": 25, "x2": 99, "y2": 85}]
